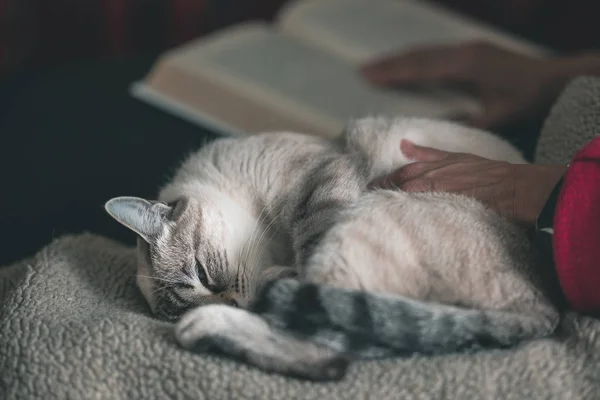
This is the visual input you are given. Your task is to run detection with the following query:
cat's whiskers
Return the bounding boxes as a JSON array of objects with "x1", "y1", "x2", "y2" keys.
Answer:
[
  {"x1": 135, "y1": 274, "x2": 181, "y2": 285},
  {"x1": 150, "y1": 284, "x2": 174, "y2": 297},
  {"x1": 234, "y1": 204, "x2": 284, "y2": 298},
  {"x1": 136, "y1": 274, "x2": 191, "y2": 299},
  {"x1": 227, "y1": 201, "x2": 272, "y2": 297},
  {"x1": 238, "y1": 202, "x2": 271, "y2": 268},
  {"x1": 243, "y1": 212, "x2": 284, "y2": 297},
  {"x1": 238, "y1": 203, "x2": 277, "y2": 279},
  {"x1": 252, "y1": 206, "x2": 284, "y2": 264},
  {"x1": 245, "y1": 209, "x2": 282, "y2": 279},
  {"x1": 251, "y1": 223, "x2": 282, "y2": 278},
  {"x1": 157, "y1": 272, "x2": 188, "y2": 286}
]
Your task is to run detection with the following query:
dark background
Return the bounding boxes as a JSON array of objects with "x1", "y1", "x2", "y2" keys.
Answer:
[{"x1": 0, "y1": 59, "x2": 216, "y2": 265}]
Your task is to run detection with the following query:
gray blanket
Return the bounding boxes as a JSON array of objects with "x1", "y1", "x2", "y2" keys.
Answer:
[{"x1": 2, "y1": 77, "x2": 600, "y2": 399}]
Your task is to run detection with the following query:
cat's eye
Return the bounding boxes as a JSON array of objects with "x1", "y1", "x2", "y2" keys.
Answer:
[{"x1": 195, "y1": 259, "x2": 209, "y2": 287}]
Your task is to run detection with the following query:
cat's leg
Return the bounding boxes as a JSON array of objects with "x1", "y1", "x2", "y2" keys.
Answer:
[
  {"x1": 174, "y1": 304, "x2": 349, "y2": 381},
  {"x1": 300, "y1": 248, "x2": 364, "y2": 291}
]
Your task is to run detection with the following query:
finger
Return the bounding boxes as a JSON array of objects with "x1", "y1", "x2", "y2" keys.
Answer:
[
  {"x1": 399, "y1": 174, "x2": 487, "y2": 194},
  {"x1": 369, "y1": 141, "x2": 473, "y2": 189},
  {"x1": 368, "y1": 168, "x2": 406, "y2": 190},
  {"x1": 369, "y1": 159, "x2": 478, "y2": 191},
  {"x1": 382, "y1": 159, "x2": 452, "y2": 184},
  {"x1": 360, "y1": 45, "x2": 472, "y2": 86},
  {"x1": 398, "y1": 178, "x2": 435, "y2": 193},
  {"x1": 390, "y1": 156, "x2": 494, "y2": 190},
  {"x1": 400, "y1": 139, "x2": 451, "y2": 162},
  {"x1": 367, "y1": 175, "x2": 394, "y2": 190},
  {"x1": 368, "y1": 163, "x2": 435, "y2": 190}
]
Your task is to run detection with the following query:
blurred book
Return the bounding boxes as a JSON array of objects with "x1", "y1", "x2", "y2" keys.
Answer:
[{"x1": 131, "y1": 0, "x2": 546, "y2": 138}]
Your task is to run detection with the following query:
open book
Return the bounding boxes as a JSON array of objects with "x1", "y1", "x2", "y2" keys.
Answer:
[{"x1": 132, "y1": 0, "x2": 546, "y2": 138}]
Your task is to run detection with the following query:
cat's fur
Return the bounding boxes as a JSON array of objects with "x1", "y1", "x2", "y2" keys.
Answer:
[{"x1": 105, "y1": 117, "x2": 559, "y2": 381}]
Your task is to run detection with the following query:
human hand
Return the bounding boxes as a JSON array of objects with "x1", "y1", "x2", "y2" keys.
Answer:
[
  {"x1": 361, "y1": 41, "x2": 574, "y2": 129},
  {"x1": 369, "y1": 140, "x2": 567, "y2": 227}
]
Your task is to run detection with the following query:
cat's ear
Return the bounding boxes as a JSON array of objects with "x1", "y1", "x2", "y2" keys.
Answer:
[{"x1": 104, "y1": 196, "x2": 172, "y2": 242}]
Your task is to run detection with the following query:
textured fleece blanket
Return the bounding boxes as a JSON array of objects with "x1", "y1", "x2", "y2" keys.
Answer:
[{"x1": 2, "y1": 77, "x2": 600, "y2": 399}]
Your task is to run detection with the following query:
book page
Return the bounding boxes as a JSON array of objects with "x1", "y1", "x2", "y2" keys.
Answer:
[
  {"x1": 161, "y1": 23, "x2": 479, "y2": 137},
  {"x1": 276, "y1": 0, "x2": 548, "y2": 66}
]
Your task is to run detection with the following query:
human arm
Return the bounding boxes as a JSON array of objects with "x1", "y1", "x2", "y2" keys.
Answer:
[
  {"x1": 368, "y1": 140, "x2": 567, "y2": 227},
  {"x1": 370, "y1": 137, "x2": 600, "y2": 314},
  {"x1": 361, "y1": 42, "x2": 600, "y2": 129}
]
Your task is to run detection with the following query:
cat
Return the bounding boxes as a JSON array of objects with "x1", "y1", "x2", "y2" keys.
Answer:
[{"x1": 105, "y1": 117, "x2": 559, "y2": 381}]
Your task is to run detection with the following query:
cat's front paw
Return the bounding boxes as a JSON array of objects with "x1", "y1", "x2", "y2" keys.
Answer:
[
  {"x1": 175, "y1": 304, "x2": 273, "y2": 355},
  {"x1": 175, "y1": 302, "x2": 350, "y2": 381},
  {"x1": 176, "y1": 305, "x2": 234, "y2": 350}
]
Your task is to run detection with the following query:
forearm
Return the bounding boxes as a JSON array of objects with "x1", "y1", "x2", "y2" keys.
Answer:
[{"x1": 552, "y1": 52, "x2": 600, "y2": 84}]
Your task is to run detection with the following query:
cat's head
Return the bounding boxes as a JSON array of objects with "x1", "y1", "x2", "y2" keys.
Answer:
[{"x1": 104, "y1": 196, "x2": 292, "y2": 321}]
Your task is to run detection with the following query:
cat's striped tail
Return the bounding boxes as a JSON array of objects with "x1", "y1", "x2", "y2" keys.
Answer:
[{"x1": 176, "y1": 279, "x2": 558, "y2": 381}]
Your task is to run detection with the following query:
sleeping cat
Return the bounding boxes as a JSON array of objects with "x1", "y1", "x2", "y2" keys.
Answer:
[{"x1": 105, "y1": 117, "x2": 559, "y2": 381}]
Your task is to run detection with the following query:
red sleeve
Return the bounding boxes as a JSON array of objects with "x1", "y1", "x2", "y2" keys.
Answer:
[{"x1": 553, "y1": 136, "x2": 600, "y2": 314}]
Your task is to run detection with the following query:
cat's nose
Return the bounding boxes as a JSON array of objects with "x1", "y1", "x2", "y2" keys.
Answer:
[{"x1": 228, "y1": 298, "x2": 239, "y2": 308}]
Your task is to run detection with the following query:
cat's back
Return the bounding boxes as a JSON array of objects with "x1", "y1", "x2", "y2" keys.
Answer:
[
  {"x1": 181, "y1": 131, "x2": 329, "y2": 173},
  {"x1": 159, "y1": 131, "x2": 336, "y2": 201}
]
